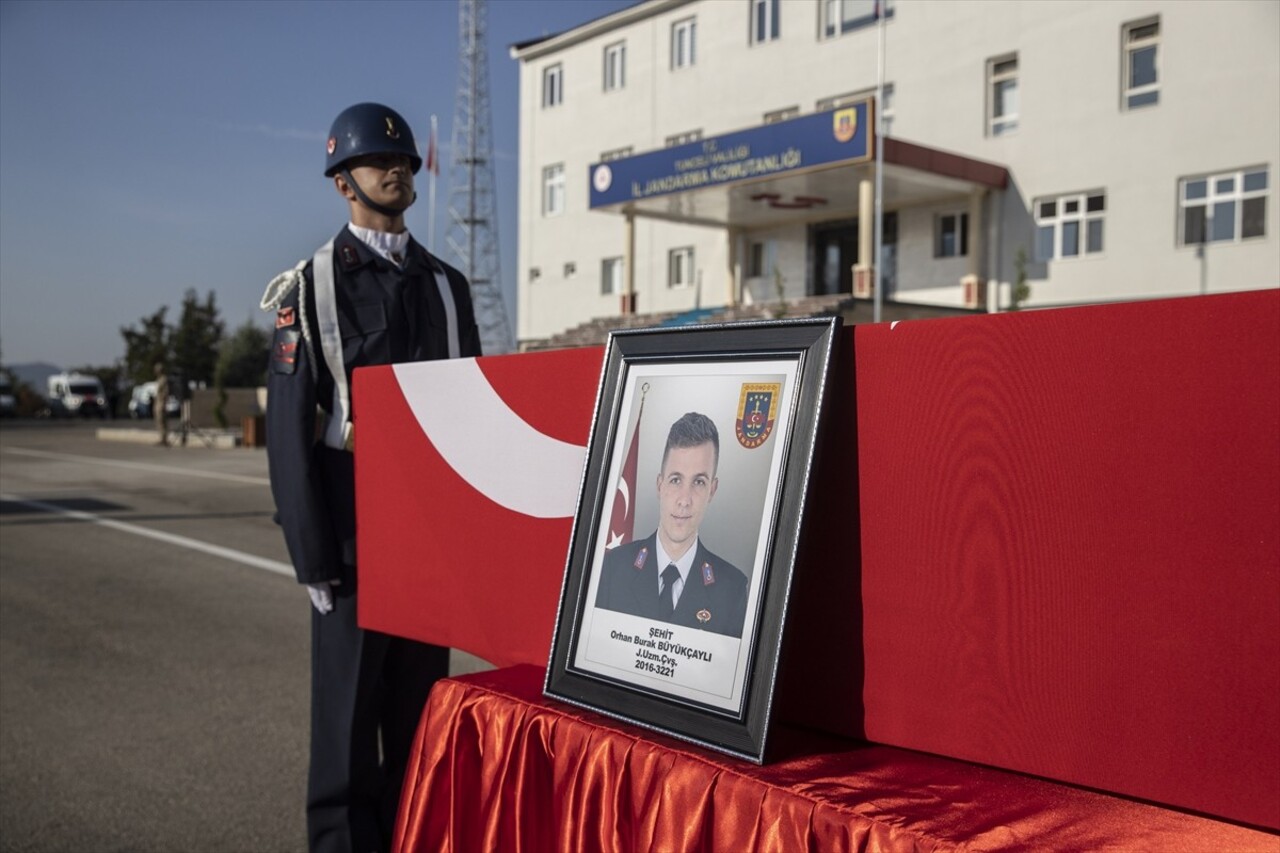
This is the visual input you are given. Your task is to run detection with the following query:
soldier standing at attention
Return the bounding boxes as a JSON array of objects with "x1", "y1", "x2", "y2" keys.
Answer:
[
  {"x1": 261, "y1": 103, "x2": 482, "y2": 853},
  {"x1": 153, "y1": 363, "x2": 169, "y2": 446}
]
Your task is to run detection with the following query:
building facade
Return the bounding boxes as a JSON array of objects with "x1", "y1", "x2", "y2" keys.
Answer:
[{"x1": 511, "y1": 0, "x2": 1278, "y2": 345}]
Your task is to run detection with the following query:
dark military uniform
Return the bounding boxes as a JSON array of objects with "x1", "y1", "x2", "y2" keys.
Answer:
[
  {"x1": 267, "y1": 225, "x2": 481, "y2": 853},
  {"x1": 595, "y1": 533, "x2": 750, "y2": 638}
]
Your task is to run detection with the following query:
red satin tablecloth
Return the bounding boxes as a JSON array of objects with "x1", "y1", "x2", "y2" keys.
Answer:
[{"x1": 393, "y1": 666, "x2": 1277, "y2": 853}]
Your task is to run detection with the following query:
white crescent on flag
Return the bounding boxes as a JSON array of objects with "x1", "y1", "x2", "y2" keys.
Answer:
[{"x1": 392, "y1": 359, "x2": 586, "y2": 519}]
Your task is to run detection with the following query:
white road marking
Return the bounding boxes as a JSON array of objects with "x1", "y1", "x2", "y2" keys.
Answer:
[
  {"x1": 1, "y1": 447, "x2": 271, "y2": 486},
  {"x1": 0, "y1": 492, "x2": 294, "y2": 577}
]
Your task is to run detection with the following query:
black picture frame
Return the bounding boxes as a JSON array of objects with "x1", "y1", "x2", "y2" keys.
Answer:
[{"x1": 545, "y1": 317, "x2": 842, "y2": 763}]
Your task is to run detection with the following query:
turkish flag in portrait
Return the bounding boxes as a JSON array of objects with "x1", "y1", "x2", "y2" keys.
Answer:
[{"x1": 606, "y1": 397, "x2": 643, "y2": 549}]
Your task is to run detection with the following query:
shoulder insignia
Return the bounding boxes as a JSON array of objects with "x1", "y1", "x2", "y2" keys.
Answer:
[
  {"x1": 270, "y1": 328, "x2": 301, "y2": 375},
  {"x1": 260, "y1": 260, "x2": 307, "y2": 312},
  {"x1": 633, "y1": 547, "x2": 648, "y2": 570},
  {"x1": 275, "y1": 306, "x2": 296, "y2": 329},
  {"x1": 702, "y1": 562, "x2": 715, "y2": 586}
]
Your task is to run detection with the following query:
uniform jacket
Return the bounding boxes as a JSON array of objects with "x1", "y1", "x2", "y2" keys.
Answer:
[
  {"x1": 266, "y1": 226, "x2": 482, "y2": 585},
  {"x1": 595, "y1": 532, "x2": 750, "y2": 638}
]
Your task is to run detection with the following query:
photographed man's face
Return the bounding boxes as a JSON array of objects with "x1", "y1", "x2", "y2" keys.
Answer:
[{"x1": 655, "y1": 441, "x2": 718, "y2": 558}]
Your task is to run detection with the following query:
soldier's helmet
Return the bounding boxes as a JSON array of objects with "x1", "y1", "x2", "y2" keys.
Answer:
[{"x1": 324, "y1": 103, "x2": 421, "y2": 177}]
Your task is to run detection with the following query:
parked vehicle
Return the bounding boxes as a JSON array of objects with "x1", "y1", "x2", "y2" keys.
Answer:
[
  {"x1": 46, "y1": 372, "x2": 108, "y2": 418},
  {"x1": 128, "y1": 381, "x2": 180, "y2": 420},
  {"x1": 0, "y1": 377, "x2": 15, "y2": 417}
]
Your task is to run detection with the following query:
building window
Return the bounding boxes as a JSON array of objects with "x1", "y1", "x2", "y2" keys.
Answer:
[
  {"x1": 988, "y1": 54, "x2": 1018, "y2": 136},
  {"x1": 529, "y1": 267, "x2": 541, "y2": 283},
  {"x1": 543, "y1": 64, "x2": 563, "y2": 108},
  {"x1": 822, "y1": 0, "x2": 893, "y2": 39},
  {"x1": 665, "y1": 129, "x2": 703, "y2": 147},
  {"x1": 542, "y1": 164, "x2": 565, "y2": 217},
  {"x1": 1122, "y1": 18, "x2": 1159, "y2": 110},
  {"x1": 1179, "y1": 167, "x2": 1268, "y2": 245},
  {"x1": 672, "y1": 17, "x2": 696, "y2": 69},
  {"x1": 748, "y1": 240, "x2": 775, "y2": 278},
  {"x1": 669, "y1": 246, "x2": 694, "y2": 288},
  {"x1": 564, "y1": 262, "x2": 577, "y2": 279},
  {"x1": 751, "y1": 0, "x2": 779, "y2": 44},
  {"x1": 1034, "y1": 191, "x2": 1105, "y2": 261},
  {"x1": 604, "y1": 41, "x2": 625, "y2": 92},
  {"x1": 763, "y1": 106, "x2": 799, "y2": 124},
  {"x1": 601, "y1": 257, "x2": 624, "y2": 295},
  {"x1": 935, "y1": 213, "x2": 968, "y2": 258},
  {"x1": 600, "y1": 146, "x2": 634, "y2": 162}
]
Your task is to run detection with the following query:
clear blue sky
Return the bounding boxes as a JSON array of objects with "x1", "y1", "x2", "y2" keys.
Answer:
[{"x1": 0, "y1": 0, "x2": 635, "y2": 369}]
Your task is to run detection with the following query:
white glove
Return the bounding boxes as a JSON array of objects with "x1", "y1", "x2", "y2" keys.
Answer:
[{"x1": 306, "y1": 581, "x2": 338, "y2": 614}]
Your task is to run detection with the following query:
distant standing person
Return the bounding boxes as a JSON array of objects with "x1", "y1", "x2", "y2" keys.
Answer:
[
  {"x1": 153, "y1": 363, "x2": 169, "y2": 446},
  {"x1": 261, "y1": 103, "x2": 482, "y2": 853}
]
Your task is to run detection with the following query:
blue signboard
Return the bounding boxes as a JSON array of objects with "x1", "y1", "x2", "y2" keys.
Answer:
[{"x1": 588, "y1": 100, "x2": 872, "y2": 209}]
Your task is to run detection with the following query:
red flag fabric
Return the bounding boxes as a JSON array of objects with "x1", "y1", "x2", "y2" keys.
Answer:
[
  {"x1": 426, "y1": 122, "x2": 439, "y2": 176},
  {"x1": 606, "y1": 398, "x2": 643, "y2": 548}
]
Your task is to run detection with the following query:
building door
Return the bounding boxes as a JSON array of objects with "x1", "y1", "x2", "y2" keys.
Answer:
[{"x1": 812, "y1": 220, "x2": 858, "y2": 296}]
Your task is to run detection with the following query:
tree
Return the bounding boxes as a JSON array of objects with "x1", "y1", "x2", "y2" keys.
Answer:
[
  {"x1": 215, "y1": 320, "x2": 270, "y2": 389},
  {"x1": 121, "y1": 306, "x2": 171, "y2": 386},
  {"x1": 213, "y1": 320, "x2": 270, "y2": 428},
  {"x1": 172, "y1": 289, "x2": 225, "y2": 394}
]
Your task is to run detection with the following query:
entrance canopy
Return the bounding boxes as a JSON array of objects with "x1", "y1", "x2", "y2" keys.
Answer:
[{"x1": 588, "y1": 100, "x2": 1008, "y2": 229}]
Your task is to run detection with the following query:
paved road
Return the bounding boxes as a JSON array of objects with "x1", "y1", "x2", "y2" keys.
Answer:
[{"x1": 0, "y1": 422, "x2": 307, "y2": 852}]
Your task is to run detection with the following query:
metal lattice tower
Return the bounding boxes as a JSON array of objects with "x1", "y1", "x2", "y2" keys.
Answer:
[{"x1": 446, "y1": 0, "x2": 514, "y2": 355}]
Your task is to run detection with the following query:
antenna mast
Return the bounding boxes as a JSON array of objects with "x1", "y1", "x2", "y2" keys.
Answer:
[{"x1": 446, "y1": 0, "x2": 515, "y2": 354}]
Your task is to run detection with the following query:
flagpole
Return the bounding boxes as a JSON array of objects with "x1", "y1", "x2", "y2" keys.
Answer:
[
  {"x1": 873, "y1": 1, "x2": 886, "y2": 324},
  {"x1": 426, "y1": 114, "x2": 438, "y2": 254}
]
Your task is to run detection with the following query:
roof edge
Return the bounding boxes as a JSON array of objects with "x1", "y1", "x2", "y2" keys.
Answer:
[{"x1": 509, "y1": 0, "x2": 691, "y2": 61}]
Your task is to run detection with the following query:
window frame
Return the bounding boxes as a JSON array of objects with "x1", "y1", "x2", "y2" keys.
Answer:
[
  {"x1": 672, "y1": 17, "x2": 697, "y2": 70},
  {"x1": 1033, "y1": 190, "x2": 1106, "y2": 262},
  {"x1": 821, "y1": 0, "x2": 894, "y2": 39},
  {"x1": 934, "y1": 212, "x2": 969, "y2": 258},
  {"x1": 601, "y1": 257, "x2": 624, "y2": 296},
  {"x1": 664, "y1": 129, "x2": 703, "y2": 148},
  {"x1": 1122, "y1": 17, "x2": 1160, "y2": 111},
  {"x1": 543, "y1": 63, "x2": 563, "y2": 109},
  {"x1": 987, "y1": 54, "x2": 1019, "y2": 137},
  {"x1": 542, "y1": 163, "x2": 566, "y2": 217},
  {"x1": 669, "y1": 246, "x2": 695, "y2": 289},
  {"x1": 1178, "y1": 167, "x2": 1269, "y2": 247},
  {"x1": 751, "y1": 0, "x2": 780, "y2": 45},
  {"x1": 604, "y1": 41, "x2": 626, "y2": 92}
]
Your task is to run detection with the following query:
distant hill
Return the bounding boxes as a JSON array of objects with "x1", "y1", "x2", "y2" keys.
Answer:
[{"x1": 5, "y1": 362, "x2": 62, "y2": 391}]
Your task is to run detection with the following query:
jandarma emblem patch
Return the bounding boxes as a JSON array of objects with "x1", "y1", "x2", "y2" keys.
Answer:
[{"x1": 735, "y1": 382, "x2": 782, "y2": 448}]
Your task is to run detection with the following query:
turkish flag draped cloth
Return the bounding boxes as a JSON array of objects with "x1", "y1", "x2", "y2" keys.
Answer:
[{"x1": 607, "y1": 397, "x2": 643, "y2": 548}]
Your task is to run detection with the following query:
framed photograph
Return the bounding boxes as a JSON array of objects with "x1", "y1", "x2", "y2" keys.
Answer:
[{"x1": 545, "y1": 317, "x2": 842, "y2": 762}]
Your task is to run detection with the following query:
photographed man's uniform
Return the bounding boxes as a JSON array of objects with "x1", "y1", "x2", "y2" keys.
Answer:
[
  {"x1": 596, "y1": 532, "x2": 749, "y2": 638},
  {"x1": 263, "y1": 103, "x2": 482, "y2": 853}
]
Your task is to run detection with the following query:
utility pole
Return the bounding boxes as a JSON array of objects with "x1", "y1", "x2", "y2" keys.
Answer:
[{"x1": 446, "y1": 0, "x2": 515, "y2": 355}]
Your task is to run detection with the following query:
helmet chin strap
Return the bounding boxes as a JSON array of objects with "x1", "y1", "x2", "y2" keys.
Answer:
[{"x1": 340, "y1": 169, "x2": 415, "y2": 219}]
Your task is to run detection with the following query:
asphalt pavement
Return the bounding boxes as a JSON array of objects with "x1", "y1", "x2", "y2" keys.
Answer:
[{"x1": 1, "y1": 421, "x2": 355, "y2": 851}]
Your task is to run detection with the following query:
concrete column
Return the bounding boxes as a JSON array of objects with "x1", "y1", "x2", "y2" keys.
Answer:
[
  {"x1": 854, "y1": 178, "x2": 874, "y2": 297},
  {"x1": 961, "y1": 188, "x2": 987, "y2": 308},
  {"x1": 727, "y1": 228, "x2": 741, "y2": 307},
  {"x1": 622, "y1": 211, "x2": 636, "y2": 314}
]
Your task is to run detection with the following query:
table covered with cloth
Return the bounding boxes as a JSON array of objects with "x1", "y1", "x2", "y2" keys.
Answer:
[{"x1": 392, "y1": 666, "x2": 1277, "y2": 853}]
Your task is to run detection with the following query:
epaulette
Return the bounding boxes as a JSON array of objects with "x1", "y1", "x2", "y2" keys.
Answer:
[
  {"x1": 260, "y1": 258, "x2": 318, "y2": 383},
  {"x1": 260, "y1": 259, "x2": 307, "y2": 312}
]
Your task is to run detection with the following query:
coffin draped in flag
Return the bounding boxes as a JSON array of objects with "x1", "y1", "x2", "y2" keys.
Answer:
[{"x1": 354, "y1": 348, "x2": 602, "y2": 667}]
